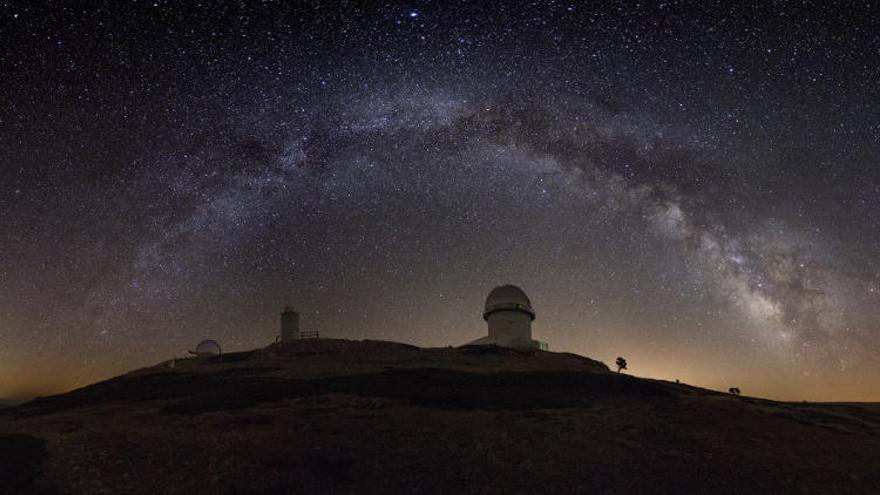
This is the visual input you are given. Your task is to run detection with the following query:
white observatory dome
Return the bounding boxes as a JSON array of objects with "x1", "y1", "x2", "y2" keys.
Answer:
[
  {"x1": 483, "y1": 285, "x2": 535, "y2": 321},
  {"x1": 194, "y1": 339, "x2": 221, "y2": 357}
]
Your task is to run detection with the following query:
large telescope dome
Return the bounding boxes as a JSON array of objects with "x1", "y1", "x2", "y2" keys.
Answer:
[{"x1": 483, "y1": 284, "x2": 536, "y2": 321}]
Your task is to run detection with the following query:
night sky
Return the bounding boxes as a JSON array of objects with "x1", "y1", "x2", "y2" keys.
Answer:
[{"x1": 2, "y1": 1, "x2": 879, "y2": 401}]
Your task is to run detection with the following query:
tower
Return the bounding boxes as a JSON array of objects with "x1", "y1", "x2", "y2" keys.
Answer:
[
  {"x1": 281, "y1": 306, "x2": 300, "y2": 342},
  {"x1": 466, "y1": 285, "x2": 547, "y2": 350}
]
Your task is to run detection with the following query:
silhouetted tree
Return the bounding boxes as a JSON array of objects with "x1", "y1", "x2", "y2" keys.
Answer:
[
  {"x1": 728, "y1": 387, "x2": 741, "y2": 395},
  {"x1": 615, "y1": 357, "x2": 627, "y2": 373}
]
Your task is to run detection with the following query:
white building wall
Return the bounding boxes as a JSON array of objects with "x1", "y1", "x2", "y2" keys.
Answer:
[
  {"x1": 281, "y1": 311, "x2": 299, "y2": 341},
  {"x1": 487, "y1": 310, "x2": 532, "y2": 345}
]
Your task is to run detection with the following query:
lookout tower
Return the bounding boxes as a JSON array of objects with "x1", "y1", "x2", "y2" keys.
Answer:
[{"x1": 466, "y1": 285, "x2": 547, "y2": 350}]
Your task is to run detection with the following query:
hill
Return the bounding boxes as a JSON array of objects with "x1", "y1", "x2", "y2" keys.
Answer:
[
  {"x1": 1, "y1": 339, "x2": 879, "y2": 494},
  {"x1": 0, "y1": 400, "x2": 23, "y2": 410}
]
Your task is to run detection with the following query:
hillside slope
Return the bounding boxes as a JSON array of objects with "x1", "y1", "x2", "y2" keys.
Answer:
[
  {"x1": 1, "y1": 339, "x2": 879, "y2": 494},
  {"x1": 0, "y1": 400, "x2": 23, "y2": 410}
]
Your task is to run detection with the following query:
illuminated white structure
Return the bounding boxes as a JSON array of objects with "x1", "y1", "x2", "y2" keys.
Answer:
[
  {"x1": 191, "y1": 339, "x2": 221, "y2": 357},
  {"x1": 281, "y1": 306, "x2": 299, "y2": 341},
  {"x1": 467, "y1": 285, "x2": 547, "y2": 350}
]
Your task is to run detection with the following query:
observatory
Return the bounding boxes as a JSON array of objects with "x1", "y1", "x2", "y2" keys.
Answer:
[
  {"x1": 279, "y1": 306, "x2": 319, "y2": 341},
  {"x1": 190, "y1": 339, "x2": 221, "y2": 357},
  {"x1": 466, "y1": 285, "x2": 548, "y2": 350},
  {"x1": 281, "y1": 306, "x2": 300, "y2": 341}
]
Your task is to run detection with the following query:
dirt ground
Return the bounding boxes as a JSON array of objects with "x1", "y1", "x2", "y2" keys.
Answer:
[{"x1": 2, "y1": 339, "x2": 879, "y2": 494}]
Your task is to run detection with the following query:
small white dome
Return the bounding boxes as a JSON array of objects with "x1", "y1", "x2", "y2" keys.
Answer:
[{"x1": 194, "y1": 339, "x2": 221, "y2": 356}]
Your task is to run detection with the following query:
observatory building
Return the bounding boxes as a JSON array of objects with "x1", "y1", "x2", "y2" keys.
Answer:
[
  {"x1": 279, "y1": 306, "x2": 320, "y2": 341},
  {"x1": 190, "y1": 339, "x2": 221, "y2": 357},
  {"x1": 467, "y1": 285, "x2": 548, "y2": 350},
  {"x1": 280, "y1": 306, "x2": 300, "y2": 341}
]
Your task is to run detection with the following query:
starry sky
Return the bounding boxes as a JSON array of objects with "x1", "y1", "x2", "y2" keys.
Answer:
[{"x1": 2, "y1": 1, "x2": 880, "y2": 401}]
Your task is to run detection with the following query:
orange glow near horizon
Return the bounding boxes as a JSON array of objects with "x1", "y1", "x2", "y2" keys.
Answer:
[{"x1": 3, "y1": 331, "x2": 878, "y2": 403}]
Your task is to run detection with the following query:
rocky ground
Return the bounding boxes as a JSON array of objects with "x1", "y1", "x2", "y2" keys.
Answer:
[{"x1": 1, "y1": 339, "x2": 879, "y2": 494}]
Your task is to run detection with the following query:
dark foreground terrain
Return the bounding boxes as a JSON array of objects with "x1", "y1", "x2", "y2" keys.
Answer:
[
  {"x1": 0, "y1": 400, "x2": 22, "y2": 409},
  {"x1": 1, "y1": 339, "x2": 879, "y2": 494}
]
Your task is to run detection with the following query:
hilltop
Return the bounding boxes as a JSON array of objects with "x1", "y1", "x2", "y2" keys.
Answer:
[
  {"x1": 1, "y1": 339, "x2": 879, "y2": 494},
  {"x1": 0, "y1": 400, "x2": 23, "y2": 410}
]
